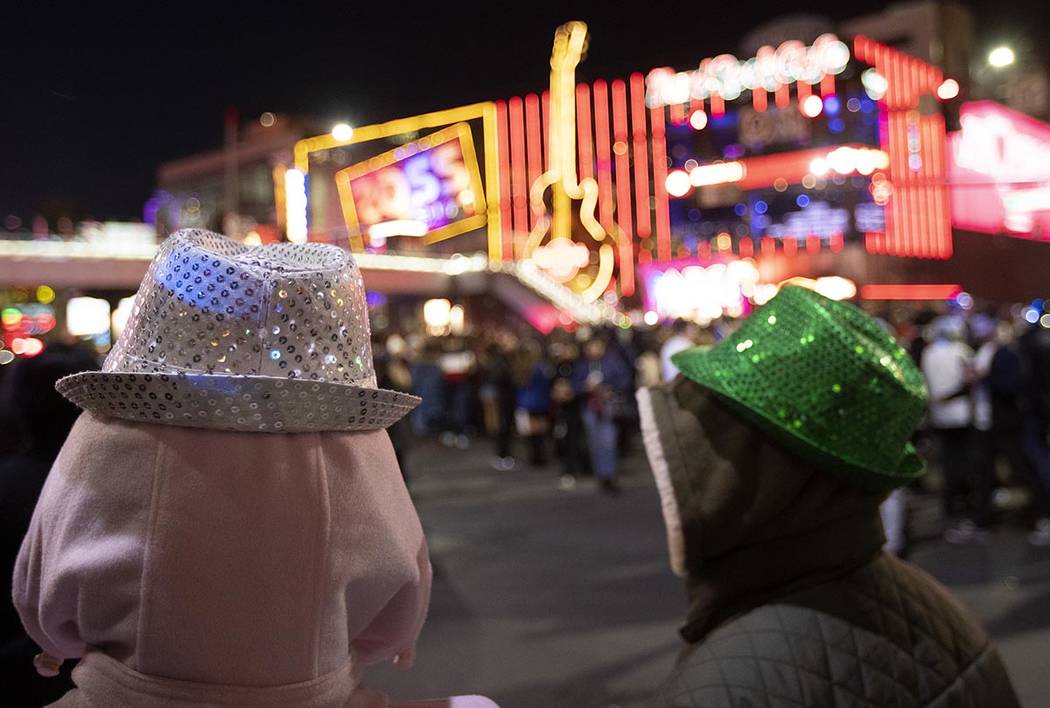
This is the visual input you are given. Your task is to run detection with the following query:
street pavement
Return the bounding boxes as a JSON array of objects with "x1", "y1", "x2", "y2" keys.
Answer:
[{"x1": 369, "y1": 437, "x2": 1050, "y2": 707}]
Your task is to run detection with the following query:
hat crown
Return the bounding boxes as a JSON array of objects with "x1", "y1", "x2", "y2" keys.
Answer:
[
  {"x1": 107, "y1": 229, "x2": 376, "y2": 387},
  {"x1": 672, "y1": 286, "x2": 928, "y2": 488}
]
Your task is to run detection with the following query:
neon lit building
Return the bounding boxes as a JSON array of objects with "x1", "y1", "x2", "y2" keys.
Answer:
[
  {"x1": 296, "y1": 32, "x2": 958, "y2": 304},
  {"x1": 163, "y1": 6, "x2": 1050, "y2": 317}
]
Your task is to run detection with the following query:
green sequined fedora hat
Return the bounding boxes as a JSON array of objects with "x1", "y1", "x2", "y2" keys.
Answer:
[{"x1": 671, "y1": 285, "x2": 928, "y2": 493}]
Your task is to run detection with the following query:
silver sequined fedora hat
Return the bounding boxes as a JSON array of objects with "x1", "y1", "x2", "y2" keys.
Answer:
[{"x1": 56, "y1": 229, "x2": 420, "y2": 433}]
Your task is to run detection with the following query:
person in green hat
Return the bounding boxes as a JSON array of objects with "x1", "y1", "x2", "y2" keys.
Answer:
[{"x1": 637, "y1": 285, "x2": 1019, "y2": 707}]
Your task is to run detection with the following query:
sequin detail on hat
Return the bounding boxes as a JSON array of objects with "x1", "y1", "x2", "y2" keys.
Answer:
[
  {"x1": 671, "y1": 286, "x2": 928, "y2": 490},
  {"x1": 57, "y1": 229, "x2": 419, "y2": 433}
]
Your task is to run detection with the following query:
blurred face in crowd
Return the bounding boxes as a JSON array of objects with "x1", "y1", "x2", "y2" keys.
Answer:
[
  {"x1": 997, "y1": 320, "x2": 1017, "y2": 345},
  {"x1": 585, "y1": 339, "x2": 606, "y2": 360}
]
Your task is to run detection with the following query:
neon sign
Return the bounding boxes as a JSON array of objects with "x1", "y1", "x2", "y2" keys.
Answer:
[
  {"x1": 335, "y1": 123, "x2": 487, "y2": 246},
  {"x1": 646, "y1": 34, "x2": 850, "y2": 107},
  {"x1": 949, "y1": 101, "x2": 1050, "y2": 237},
  {"x1": 640, "y1": 259, "x2": 760, "y2": 321},
  {"x1": 664, "y1": 144, "x2": 889, "y2": 195}
]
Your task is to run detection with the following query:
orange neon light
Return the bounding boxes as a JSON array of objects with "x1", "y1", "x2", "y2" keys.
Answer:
[
  {"x1": 860, "y1": 284, "x2": 961, "y2": 300},
  {"x1": 593, "y1": 80, "x2": 615, "y2": 234},
  {"x1": 509, "y1": 97, "x2": 528, "y2": 247},
  {"x1": 611, "y1": 79, "x2": 635, "y2": 285},
  {"x1": 775, "y1": 83, "x2": 790, "y2": 109},
  {"x1": 541, "y1": 91, "x2": 551, "y2": 169},
  {"x1": 525, "y1": 93, "x2": 543, "y2": 230},
  {"x1": 630, "y1": 73, "x2": 651, "y2": 240},
  {"x1": 496, "y1": 100, "x2": 513, "y2": 260},
  {"x1": 576, "y1": 83, "x2": 594, "y2": 180},
  {"x1": 650, "y1": 105, "x2": 671, "y2": 265},
  {"x1": 752, "y1": 87, "x2": 767, "y2": 112}
]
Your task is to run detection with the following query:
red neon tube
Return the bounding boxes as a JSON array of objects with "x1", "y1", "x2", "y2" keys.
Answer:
[
  {"x1": 650, "y1": 105, "x2": 671, "y2": 264},
  {"x1": 576, "y1": 83, "x2": 594, "y2": 180},
  {"x1": 525, "y1": 93, "x2": 543, "y2": 230},
  {"x1": 630, "y1": 73, "x2": 651, "y2": 241},
  {"x1": 820, "y1": 73, "x2": 835, "y2": 97},
  {"x1": 541, "y1": 91, "x2": 551, "y2": 169},
  {"x1": 612, "y1": 79, "x2": 635, "y2": 285},
  {"x1": 709, "y1": 92, "x2": 725, "y2": 116},
  {"x1": 796, "y1": 81, "x2": 812, "y2": 110},
  {"x1": 593, "y1": 81, "x2": 615, "y2": 234},
  {"x1": 508, "y1": 96, "x2": 528, "y2": 245},
  {"x1": 495, "y1": 101, "x2": 513, "y2": 260},
  {"x1": 860, "y1": 284, "x2": 961, "y2": 300},
  {"x1": 752, "y1": 88, "x2": 767, "y2": 112},
  {"x1": 775, "y1": 83, "x2": 790, "y2": 109}
]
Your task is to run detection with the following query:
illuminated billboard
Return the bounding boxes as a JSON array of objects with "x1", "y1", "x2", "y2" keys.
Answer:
[
  {"x1": 949, "y1": 101, "x2": 1050, "y2": 238},
  {"x1": 335, "y1": 123, "x2": 487, "y2": 247}
]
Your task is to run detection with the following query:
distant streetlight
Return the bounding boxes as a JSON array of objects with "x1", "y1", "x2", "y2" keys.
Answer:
[
  {"x1": 936, "y1": 78, "x2": 960, "y2": 100},
  {"x1": 988, "y1": 46, "x2": 1016, "y2": 68},
  {"x1": 331, "y1": 123, "x2": 354, "y2": 141}
]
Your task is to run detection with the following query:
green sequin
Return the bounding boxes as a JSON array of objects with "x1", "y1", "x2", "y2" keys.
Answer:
[{"x1": 671, "y1": 285, "x2": 928, "y2": 492}]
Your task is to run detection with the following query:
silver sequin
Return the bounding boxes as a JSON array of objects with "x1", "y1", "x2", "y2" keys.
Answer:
[{"x1": 57, "y1": 229, "x2": 420, "y2": 433}]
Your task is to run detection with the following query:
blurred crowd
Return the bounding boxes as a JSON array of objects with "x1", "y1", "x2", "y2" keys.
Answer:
[
  {"x1": 375, "y1": 320, "x2": 729, "y2": 492},
  {"x1": 904, "y1": 306, "x2": 1050, "y2": 547},
  {"x1": 2, "y1": 298, "x2": 1050, "y2": 695},
  {"x1": 371, "y1": 300, "x2": 1050, "y2": 550}
]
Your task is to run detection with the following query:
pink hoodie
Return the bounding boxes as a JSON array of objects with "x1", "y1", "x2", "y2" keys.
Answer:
[{"x1": 12, "y1": 412, "x2": 482, "y2": 707}]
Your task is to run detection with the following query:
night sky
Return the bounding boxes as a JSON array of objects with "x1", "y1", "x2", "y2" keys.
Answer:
[{"x1": 3, "y1": 0, "x2": 1047, "y2": 222}]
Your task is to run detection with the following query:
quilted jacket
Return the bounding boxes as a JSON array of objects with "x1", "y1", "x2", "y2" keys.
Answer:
[
  {"x1": 637, "y1": 380, "x2": 1020, "y2": 708},
  {"x1": 656, "y1": 553, "x2": 1019, "y2": 707}
]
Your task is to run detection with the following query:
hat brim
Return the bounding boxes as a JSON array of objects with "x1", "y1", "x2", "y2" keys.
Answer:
[
  {"x1": 56, "y1": 371, "x2": 420, "y2": 433},
  {"x1": 674, "y1": 350, "x2": 924, "y2": 493}
]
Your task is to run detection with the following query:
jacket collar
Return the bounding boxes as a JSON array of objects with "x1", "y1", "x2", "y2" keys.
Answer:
[{"x1": 640, "y1": 378, "x2": 886, "y2": 644}]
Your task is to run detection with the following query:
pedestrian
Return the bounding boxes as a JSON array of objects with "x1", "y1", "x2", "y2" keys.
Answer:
[
  {"x1": 920, "y1": 316, "x2": 977, "y2": 538},
  {"x1": 0, "y1": 343, "x2": 98, "y2": 705},
  {"x1": 574, "y1": 331, "x2": 631, "y2": 493},
  {"x1": 482, "y1": 336, "x2": 518, "y2": 471},
  {"x1": 659, "y1": 319, "x2": 696, "y2": 382},
  {"x1": 375, "y1": 334, "x2": 415, "y2": 482},
  {"x1": 633, "y1": 330, "x2": 662, "y2": 389},
  {"x1": 1017, "y1": 312, "x2": 1050, "y2": 545},
  {"x1": 12, "y1": 230, "x2": 496, "y2": 708},
  {"x1": 438, "y1": 340, "x2": 475, "y2": 450},
  {"x1": 550, "y1": 340, "x2": 588, "y2": 485},
  {"x1": 409, "y1": 338, "x2": 446, "y2": 438},
  {"x1": 637, "y1": 286, "x2": 1020, "y2": 707},
  {"x1": 945, "y1": 315, "x2": 1044, "y2": 543},
  {"x1": 515, "y1": 338, "x2": 553, "y2": 467}
]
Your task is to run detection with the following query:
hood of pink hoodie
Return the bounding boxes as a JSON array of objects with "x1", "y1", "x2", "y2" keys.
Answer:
[{"x1": 14, "y1": 412, "x2": 431, "y2": 705}]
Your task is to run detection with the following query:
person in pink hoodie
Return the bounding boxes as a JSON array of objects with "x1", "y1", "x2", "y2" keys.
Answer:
[{"x1": 12, "y1": 229, "x2": 497, "y2": 708}]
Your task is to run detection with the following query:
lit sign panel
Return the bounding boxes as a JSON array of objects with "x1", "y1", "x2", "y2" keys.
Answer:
[
  {"x1": 639, "y1": 259, "x2": 760, "y2": 321},
  {"x1": 335, "y1": 123, "x2": 487, "y2": 246},
  {"x1": 949, "y1": 101, "x2": 1050, "y2": 238},
  {"x1": 646, "y1": 34, "x2": 850, "y2": 107}
]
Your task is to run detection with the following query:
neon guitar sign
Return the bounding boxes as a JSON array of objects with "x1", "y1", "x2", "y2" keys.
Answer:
[{"x1": 525, "y1": 21, "x2": 617, "y2": 302}]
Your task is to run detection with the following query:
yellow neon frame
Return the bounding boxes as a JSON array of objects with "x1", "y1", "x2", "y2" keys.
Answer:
[
  {"x1": 293, "y1": 102, "x2": 502, "y2": 259},
  {"x1": 334, "y1": 123, "x2": 487, "y2": 249}
]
